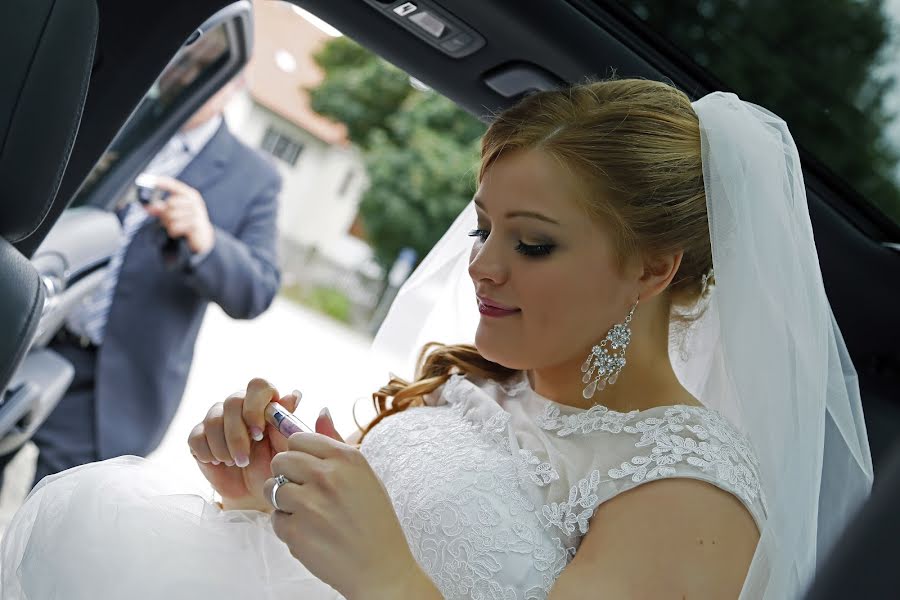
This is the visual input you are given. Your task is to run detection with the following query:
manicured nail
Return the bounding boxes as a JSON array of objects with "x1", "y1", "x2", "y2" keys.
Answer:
[
  {"x1": 211, "y1": 460, "x2": 221, "y2": 466},
  {"x1": 292, "y1": 389, "x2": 302, "y2": 400},
  {"x1": 225, "y1": 460, "x2": 235, "y2": 467},
  {"x1": 249, "y1": 426, "x2": 264, "y2": 441},
  {"x1": 319, "y1": 407, "x2": 332, "y2": 420},
  {"x1": 235, "y1": 454, "x2": 250, "y2": 468}
]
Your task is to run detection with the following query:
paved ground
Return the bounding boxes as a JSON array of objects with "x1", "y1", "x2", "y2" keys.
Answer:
[{"x1": 0, "y1": 297, "x2": 395, "y2": 536}]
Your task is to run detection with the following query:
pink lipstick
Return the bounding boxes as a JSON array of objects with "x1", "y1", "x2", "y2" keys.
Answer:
[
  {"x1": 477, "y1": 296, "x2": 521, "y2": 318},
  {"x1": 265, "y1": 403, "x2": 314, "y2": 438}
]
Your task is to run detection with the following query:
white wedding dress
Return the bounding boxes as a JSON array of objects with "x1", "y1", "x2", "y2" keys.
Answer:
[{"x1": 1, "y1": 371, "x2": 765, "y2": 599}]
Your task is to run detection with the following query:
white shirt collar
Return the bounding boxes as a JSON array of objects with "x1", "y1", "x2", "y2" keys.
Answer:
[{"x1": 177, "y1": 114, "x2": 223, "y2": 156}]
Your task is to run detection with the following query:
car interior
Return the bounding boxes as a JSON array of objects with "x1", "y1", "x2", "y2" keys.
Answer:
[{"x1": 1, "y1": 0, "x2": 898, "y2": 595}]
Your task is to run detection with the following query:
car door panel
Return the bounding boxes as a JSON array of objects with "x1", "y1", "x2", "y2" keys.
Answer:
[
  {"x1": 0, "y1": 350, "x2": 74, "y2": 457},
  {"x1": 30, "y1": 207, "x2": 122, "y2": 349},
  {"x1": 0, "y1": 209, "x2": 120, "y2": 454}
]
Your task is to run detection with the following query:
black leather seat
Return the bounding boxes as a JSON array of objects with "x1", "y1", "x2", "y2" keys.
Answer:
[{"x1": 0, "y1": 0, "x2": 98, "y2": 397}]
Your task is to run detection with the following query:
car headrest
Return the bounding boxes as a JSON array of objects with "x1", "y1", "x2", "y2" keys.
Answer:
[
  {"x1": 0, "y1": 238, "x2": 44, "y2": 395},
  {"x1": 0, "y1": 0, "x2": 98, "y2": 243}
]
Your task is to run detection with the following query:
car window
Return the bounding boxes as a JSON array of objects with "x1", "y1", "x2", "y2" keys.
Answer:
[
  {"x1": 109, "y1": 4, "x2": 485, "y2": 492},
  {"x1": 613, "y1": 0, "x2": 900, "y2": 227},
  {"x1": 70, "y1": 25, "x2": 233, "y2": 208}
]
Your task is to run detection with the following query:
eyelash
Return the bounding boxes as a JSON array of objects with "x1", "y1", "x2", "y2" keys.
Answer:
[{"x1": 467, "y1": 229, "x2": 556, "y2": 257}]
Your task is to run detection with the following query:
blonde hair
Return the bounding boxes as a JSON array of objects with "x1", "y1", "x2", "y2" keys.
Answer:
[{"x1": 358, "y1": 78, "x2": 711, "y2": 443}]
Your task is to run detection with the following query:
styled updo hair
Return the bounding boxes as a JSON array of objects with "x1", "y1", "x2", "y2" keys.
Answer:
[{"x1": 357, "y1": 78, "x2": 712, "y2": 442}]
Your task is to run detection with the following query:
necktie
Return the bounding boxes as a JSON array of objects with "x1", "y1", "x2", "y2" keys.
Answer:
[{"x1": 75, "y1": 203, "x2": 149, "y2": 345}]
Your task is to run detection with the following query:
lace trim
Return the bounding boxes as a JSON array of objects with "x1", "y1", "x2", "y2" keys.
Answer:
[
  {"x1": 495, "y1": 375, "x2": 532, "y2": 398},
  {"x1": 446, "y1": 375, "x2": 561, "y2": 492},
  {"x1": 535, "y1": 402, "x2": 639, "y2": 436},
  {"x1": 517, "y1": 448, "x2": 560, "y2": 487},
  {"x1": 540, "y1": 470, "x2": 602, "y2": 536},
  {"x1": 441, "y1": 373, "x2": 467, "y2": 402},
  {"x1": 363, "y1": 381, "x2": 573, "y2": 599},
  {"x1": 608, "y1": 406, "x2": 766, "y2": 509},
  {"x1": 481, "y1": 410, "x2": 512, "y2": 451},
  {"x1": 530, "y1": 537, "x2": 577, "y2": 599}
]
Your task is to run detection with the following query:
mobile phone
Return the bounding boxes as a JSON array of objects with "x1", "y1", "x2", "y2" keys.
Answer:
[{"x1": 265, "y1": 403, "x2": 315, "y2": 438}]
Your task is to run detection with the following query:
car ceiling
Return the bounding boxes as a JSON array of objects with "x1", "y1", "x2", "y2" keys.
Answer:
[{"x1": 23, "y1": 0, "x2": 900, "y2": 453}]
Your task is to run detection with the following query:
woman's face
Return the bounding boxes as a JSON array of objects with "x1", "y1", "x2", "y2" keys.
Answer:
[{"x1": 469, "y1": 149, "x2": 639, "y2": 371}]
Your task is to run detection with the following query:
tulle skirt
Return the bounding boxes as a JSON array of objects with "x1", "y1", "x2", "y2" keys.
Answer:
[{"x1": 0, "y1": 457, "x2": 343, "y2": 599}]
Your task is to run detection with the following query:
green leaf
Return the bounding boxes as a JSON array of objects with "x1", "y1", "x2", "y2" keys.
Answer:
[{"x1": 310, "y1": 38, "x2": 486, "y2": 270}]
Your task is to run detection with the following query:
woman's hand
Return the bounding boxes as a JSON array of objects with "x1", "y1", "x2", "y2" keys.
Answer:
[
  {"x1": 264, "y1": 411, "x2": 441, "y2": 600},
  {"x1": 188, "y1": 378, "x2": 298, "y2": 512}
]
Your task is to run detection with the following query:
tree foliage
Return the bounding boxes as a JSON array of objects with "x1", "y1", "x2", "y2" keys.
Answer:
[
  {"x1": 624, "y1": 0, "x2": 900, "y2": 223},
  {"x1": 309, "y1": 37, "x2": 484, "y2": 269},
  {"x1": 310, "y1": 0, "x2": 900, "y2": 266}
]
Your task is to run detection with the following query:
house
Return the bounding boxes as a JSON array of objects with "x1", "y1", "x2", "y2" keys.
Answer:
[{"x1": 223, "y1": 1, "x2": 379, "y2": 287}]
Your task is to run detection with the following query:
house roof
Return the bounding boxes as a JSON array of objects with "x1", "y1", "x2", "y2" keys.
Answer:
[{"x1": 246, "y1": 2, "x2": 349, "y2": 146}]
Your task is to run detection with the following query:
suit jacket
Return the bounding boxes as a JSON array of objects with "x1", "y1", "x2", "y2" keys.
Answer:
[{"x1": 95, "y1": 122, "x2": 282, "y2": 458}]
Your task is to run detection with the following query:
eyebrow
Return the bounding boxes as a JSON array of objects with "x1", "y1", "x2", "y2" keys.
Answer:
[{"x1": 473, "y1": 198, "x2": 561, "y2": 226}]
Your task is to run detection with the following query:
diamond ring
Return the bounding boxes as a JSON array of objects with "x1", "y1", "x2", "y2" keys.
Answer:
[{"x1": 270, "y1": 473, "x2": 291, "y2": 512}]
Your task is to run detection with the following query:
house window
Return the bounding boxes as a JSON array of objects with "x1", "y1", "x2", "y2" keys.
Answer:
[{"x1": 260, "y1": 126, "x2": 304, "y2": 166}]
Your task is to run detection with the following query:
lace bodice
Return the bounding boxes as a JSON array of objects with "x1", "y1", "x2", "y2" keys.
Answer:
[{"x1": 360, "y1": 372, "x2": 767, "y2": 600}]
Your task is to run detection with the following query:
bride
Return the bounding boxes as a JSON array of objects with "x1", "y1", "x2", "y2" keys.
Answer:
[{"x1": 1, "y1": 79, "x2": 872, "y2": 599}]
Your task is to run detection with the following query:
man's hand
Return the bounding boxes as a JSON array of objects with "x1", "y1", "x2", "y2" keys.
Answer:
[{"x1": 143, "y1": 175, "x2": 215, "y2": 255}]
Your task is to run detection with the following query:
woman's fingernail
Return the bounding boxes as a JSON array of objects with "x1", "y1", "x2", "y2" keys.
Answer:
[
  {"x1": 212, "y1": 460, "x2": 221, "y2": 466},
  {"x1": 249, "y1": 426, "x2": 264, "y2": 441},
  {"x1": 235, "y1": 454, "x2": 250, "y2": 468},
  {"x1": 292, "y1": 389, "x2": 302, "y2": 400},
  {"x1": 319, "y1": 407, "x2": 332, "y2": 420},
  {"x1": 225, "y1": 460, "x2": 235, "y2": 467}
]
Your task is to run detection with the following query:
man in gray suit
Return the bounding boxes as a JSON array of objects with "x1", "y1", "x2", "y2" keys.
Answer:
[{"x1": 0, "y1": 76, "x2": 282, "y2": 489}]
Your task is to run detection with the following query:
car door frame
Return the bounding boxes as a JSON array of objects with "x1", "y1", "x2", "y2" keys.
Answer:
[{"x1": 72, "y1": 1, "x2": 253, "y2": 213}]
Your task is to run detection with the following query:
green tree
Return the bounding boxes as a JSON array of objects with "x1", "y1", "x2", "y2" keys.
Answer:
[
  {"x1": 623, "y1": 0, "x2": 900, "y2": 224},
  {"x1": 309, "y1": 37, "x2": 484, "y2": 269}
]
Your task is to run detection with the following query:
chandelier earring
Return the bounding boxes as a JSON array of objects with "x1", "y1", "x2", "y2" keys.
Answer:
[{"x1": 581, "y1": 298, "x2": 639, "y2": 401}]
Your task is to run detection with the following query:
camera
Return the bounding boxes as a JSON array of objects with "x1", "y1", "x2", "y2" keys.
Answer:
[
  {"x1": 134, "y1": 173, "x2": 169, "y2": 205},
  {"x1": 130, "y1": 173, "x2": 190, "y2": 271}
]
